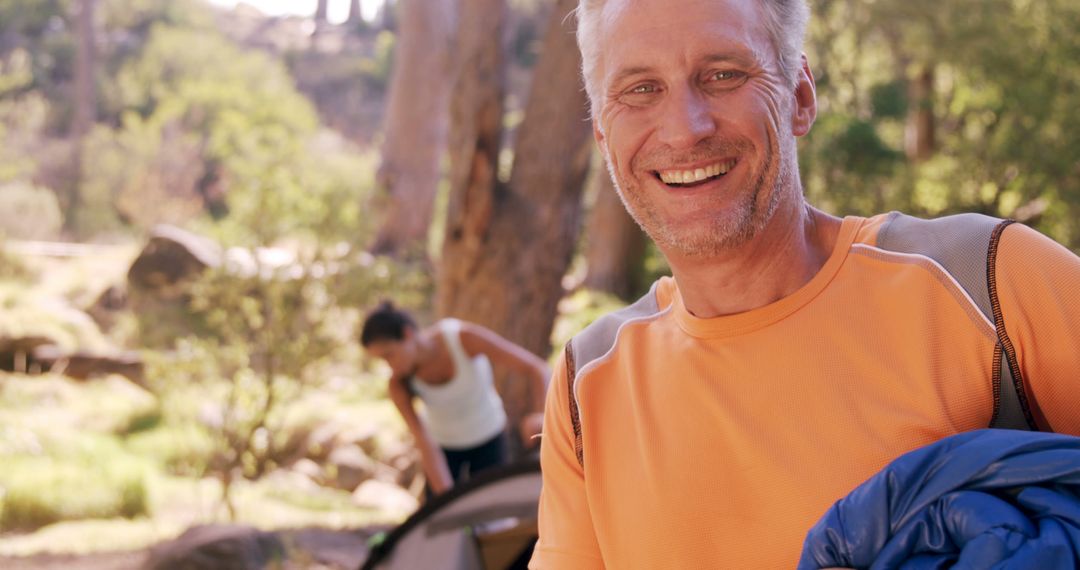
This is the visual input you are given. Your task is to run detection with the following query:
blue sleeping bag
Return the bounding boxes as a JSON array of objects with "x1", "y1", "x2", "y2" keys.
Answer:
[{"x1": 798, "y1": 429, "x2": 1080, "y2": 569}]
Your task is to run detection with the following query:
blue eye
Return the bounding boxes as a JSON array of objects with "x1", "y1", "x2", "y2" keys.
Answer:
[{"x1": 711, "y1": 70, "x2": 737, "y2": 81}]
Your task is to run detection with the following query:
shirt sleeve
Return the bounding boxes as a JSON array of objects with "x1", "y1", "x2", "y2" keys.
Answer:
[
  {"x1": 995, "y1": 223, "x2": 1080, "y2": 434},
  {"x1": 529, "y1": 349, "x2": 605, "y2": 569}
]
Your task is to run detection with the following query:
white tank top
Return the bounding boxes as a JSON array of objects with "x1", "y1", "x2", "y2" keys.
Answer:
[{"x1": 410, "y1": 319, "x2": 507, "y2": 449}]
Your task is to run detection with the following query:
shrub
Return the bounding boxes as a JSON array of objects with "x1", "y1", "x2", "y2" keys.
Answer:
[
  {"x1": 0, "y1": 181, "x2": 63, "y2": 241},
  {"x1": 0, "y1": 455, "x2": 149, "y2": 532}
]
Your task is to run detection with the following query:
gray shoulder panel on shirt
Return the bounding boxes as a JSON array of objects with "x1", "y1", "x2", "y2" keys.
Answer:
[
  {"x1": 876, "y1": 211, "x2": 1034, "y2": 431},
  {"x1": 569, "y1": 281, "x2": 662, "y2": 372},
  {"x1": 876, "y1": 211, "x2": 1001, "y2": 322}
]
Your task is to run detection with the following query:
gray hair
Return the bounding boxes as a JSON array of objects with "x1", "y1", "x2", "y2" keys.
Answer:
[{"x1": 574, "y1": 0, "x2": 810, "y2": 113}]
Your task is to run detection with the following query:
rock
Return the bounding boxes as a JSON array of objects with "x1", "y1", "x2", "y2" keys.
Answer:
[
  {"x1": 291, "y1": 458, "x2": 325, "y2": 483},
  {"x1": 0, "y1": 335, "x2": 54, "y2": 373},
  {"x1": 303, "y1": 421, "x2": 348, "y2": 462},
  {"x1": 352, "y1": 479, "x2": 419, "y2": 515},
  {"x1": 385, "y1": 446, "x2": 423, "y2": 491},
  {"x1": 326, "y1": 444, "x2": 377, "y2": 491},
  {"x1": 264, "y1": 467, "x2": 321, "y2": 492},
  {"x1": 31, "y1": 344, "x2": 145, "y2": 385},
  {"x1": 86, "y1": 283, "x2": 129, "y2": 330},
  {"x1": 143, "y1": 524, "x2": 285, "y2": 570},
  {"x1": 337, "y1": 423, "x2": 381, "y2": 458},
  {"x1": 127, "y1": 225, "x2": 222, "y2": 298}
]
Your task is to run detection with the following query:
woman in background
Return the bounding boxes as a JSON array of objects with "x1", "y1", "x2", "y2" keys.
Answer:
[{"x1": 361, "y1": 301, "x2": 549, "y2": 495}]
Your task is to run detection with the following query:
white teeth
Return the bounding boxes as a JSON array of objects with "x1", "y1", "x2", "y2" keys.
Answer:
[{"x1": 658, "y1": 160, "x2": 735, "y2": 185}]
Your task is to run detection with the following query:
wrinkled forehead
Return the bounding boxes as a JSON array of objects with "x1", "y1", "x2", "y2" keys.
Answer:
[{"x1": 596, "y1": 0, "x2": 773, "y2": 85}]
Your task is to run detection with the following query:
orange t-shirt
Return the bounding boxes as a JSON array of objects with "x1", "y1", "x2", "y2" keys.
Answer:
[{"x1": 531, "y1": 214, "x2": 1080, "y2": 569}]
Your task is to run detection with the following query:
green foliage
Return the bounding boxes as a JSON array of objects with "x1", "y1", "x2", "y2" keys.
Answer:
[
  {"x1": 0, "y1": 434, "x2": 150, "y2": 532},
  {"x1": 0, "y1": 284, "x2": 109, "y2": 351},
  {"x1": 0, "y1": 181, "x2": 63, "y2": 240},
  {"x1": 0, "y1": 0, "x2": 73, "y2": 105},
  {"x1": 125, "y1": 421, "x2": 216, "y2": 477},
  {"x1": 77, "y1": 117, "x2": 205, "y2": 235},
  {"x1": 100, "y1": 0, "x2": 215, "y2": 37},
  {"x1": 0, "y1": 237, "x2": 34, "y2": 281},
  {"x1": 115, "y1": 24, "x2": 317, "y2": 137},
  {"x1": 0, "y1": 82, "x2": 50, "y2": 184},
  {"x1": 549, "y1": 289, "x2": 627, "y2": 360},
  {"x1": 804, "y1": 0, "x2": 1080, "y2": 249},
  {"x1": 355, "y1": 30, "x2": 396, "y2": 92},
  {"x1": 0, "y1": 462, "x2": 147, "y2": 531}
]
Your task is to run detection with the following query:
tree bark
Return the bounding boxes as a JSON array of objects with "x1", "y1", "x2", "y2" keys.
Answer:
[
  {"x1": 905, "y1": 65, "x2": 936, "y2": 162},
  {"x1": 67, "y1": 0, "x2": 96, "y2": 233},
  {"x1": 437, "y1": 0, "x2": 592, "y2": 440},
  {"x1": 369, "y1": 0, "x2": 456, "y2": 257},
  {"x1": 583, "y1": 166, "x2": 648, "y2": 301},
  {"x1": 377, "y1": 0, "x2": 397, "y2": 31},
  {"x1": 315, "y1": 0, "x2": 329, "y2": 24},
  {"x1": 347, "y1": 0, "x2": 363, "y2": 24},
  {"x1": 71, "y1": 0, "x2": 96, "y2": 140}
]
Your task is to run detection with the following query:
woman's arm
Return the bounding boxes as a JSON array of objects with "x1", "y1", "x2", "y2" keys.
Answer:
[
  {"x1": 387, "y1": 375, "x2": 455, "y2": 494},
  {"x1": 458, "y1": 322, "x2": 551, "y2": 445}
]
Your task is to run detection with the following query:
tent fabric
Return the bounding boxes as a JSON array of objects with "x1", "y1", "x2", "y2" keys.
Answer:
[
  {"x1": 798, "y1": 429, "x2": 1080, "y2": 570},
  {"x1": 360, "y1": 458, "x2": 541, "y2": 570}
]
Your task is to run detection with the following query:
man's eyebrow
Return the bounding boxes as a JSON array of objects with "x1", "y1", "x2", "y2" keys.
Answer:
[
  {"x1": 607, "y1": 53, "x2": 758, "y2": 88},
  {"x1": 607, "y1": 65, "x2": 657, "y2": 89},
  {"x1": 701, "y1": 52, "x2": 755, "y2": 66}
]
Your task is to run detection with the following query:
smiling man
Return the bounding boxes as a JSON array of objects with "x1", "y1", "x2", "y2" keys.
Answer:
[{"x1": 530, "y1": 0, "x2": 1080, "y2": 568}]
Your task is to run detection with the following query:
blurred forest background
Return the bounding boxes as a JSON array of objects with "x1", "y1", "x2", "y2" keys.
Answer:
[{"x1": 0, "y1": 0, "x2": 1077, "y2": 565}]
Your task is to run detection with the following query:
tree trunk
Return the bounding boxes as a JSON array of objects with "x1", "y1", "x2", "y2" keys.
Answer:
[
  {"x1": 68, "y1": 0, "x2": 96, "y2": 232},
  {"x1": 370, "y1": 0, "x2": 456, "y2": 257},
  {"x1": 315, "y1": 0, "x2": 329, "y2": 24},
  {"x1": 71, "y1": 0, "x2": 96, "y2": 140},
  {"x1": 905, "y1": 65, "x2": 936, "y2": 162},
  {"x1": 347, "y1": 0, "x2": 363, "y2": 24},
  {"x1": 583, "y1": 166, "x2": 648, "y2": 301},
  {"x1": 438, "y1": 0, "x2": 592, "y2": 443},
  {"x1": 377, "y1": 0, "x2": 397, "y2": 31}
]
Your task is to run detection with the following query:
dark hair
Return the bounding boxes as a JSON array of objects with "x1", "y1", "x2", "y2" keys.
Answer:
[{"x1": 360, "y1": 301, "x2": 417, "y2": 346}]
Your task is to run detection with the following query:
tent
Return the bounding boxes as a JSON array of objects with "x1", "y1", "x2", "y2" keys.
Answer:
[{"x1": 360, "y1": 458, "x2": 541, "y2": 570}]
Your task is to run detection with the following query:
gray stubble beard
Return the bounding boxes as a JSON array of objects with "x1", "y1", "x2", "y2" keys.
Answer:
[{"x1": 604, "y1": 138, "x2": 793, "y2": 259}]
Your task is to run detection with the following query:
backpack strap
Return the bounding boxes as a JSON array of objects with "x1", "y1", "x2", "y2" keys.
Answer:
[{"x1": 876, "y1": 212, "x2": 1037, "y2": 431}]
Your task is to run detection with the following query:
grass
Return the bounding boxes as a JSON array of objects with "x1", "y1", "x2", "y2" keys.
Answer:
[
  {"x1": 0, "y1": 455, "x2": 149, "y2": 531},
  {"x1": 0, "y1": 371, "x2": 410, "y2": 556}
]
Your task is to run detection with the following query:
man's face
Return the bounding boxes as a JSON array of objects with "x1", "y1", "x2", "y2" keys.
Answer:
[{"x1": 593, "y1": 0, "x2": 813, "y2": 257}]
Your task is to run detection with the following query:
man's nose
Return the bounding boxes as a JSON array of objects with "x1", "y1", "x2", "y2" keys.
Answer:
[{"x1": 657, "y1": 87, "x2": 717, "y2": 149}]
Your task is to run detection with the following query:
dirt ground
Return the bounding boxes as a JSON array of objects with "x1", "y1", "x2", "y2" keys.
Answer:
[{"x1": 0, "y1": 526, "x2": 382, "y2": 570}]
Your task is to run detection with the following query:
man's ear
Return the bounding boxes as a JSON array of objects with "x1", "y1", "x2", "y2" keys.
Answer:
[
  {"x1": 791, "y1": 53, "x2": 817, "y2": 137},
  {"x1": 593, "y1": 118, "x2": 607, "y2": 153}
]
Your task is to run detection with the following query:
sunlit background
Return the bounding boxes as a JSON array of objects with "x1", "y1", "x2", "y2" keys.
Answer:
[
  {"x1": 0, "y1": 0, "x2": 1077, "y2": 567},
  {"x1": 207, "y1": 0, "x2": 384, "y2": 23}
]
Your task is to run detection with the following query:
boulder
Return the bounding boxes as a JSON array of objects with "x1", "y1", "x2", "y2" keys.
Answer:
[
  {"x1": 303, "y1": 420, "x2": 384, "y2": 462},
  {"x1": 352, "y1": 479, "x2": 419, "y2": 515},
  {"x1": 291, "y1": 458, "x2": 326, "y2": 484},
  {"x1": 0, "y1": 335, "x2": 54, "y2": 373},
  {"x1": 143, "y1": 524, "x2": 285, "y2": 570},
  {"x1": 31, "y1": 344, "x2": 145, "y2": 385},
  {"x1": 127, "y1": 225, "x2": 223, "y2": 298},
  {"x1": 326, "y1": 444, "x2": 377, "y2": 491}
]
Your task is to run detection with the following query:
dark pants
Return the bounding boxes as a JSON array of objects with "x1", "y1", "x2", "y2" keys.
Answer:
[{"x1": 443, "y1": 431, "x2": 508, "y2": 484}]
